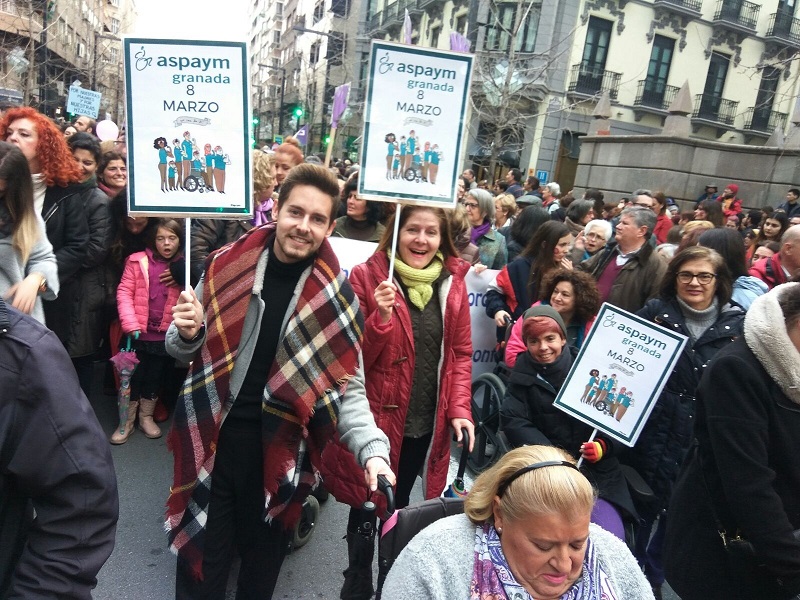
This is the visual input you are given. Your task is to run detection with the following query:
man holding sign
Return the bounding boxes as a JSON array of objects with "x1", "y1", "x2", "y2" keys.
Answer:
[{"x1": 165, "y1": 164, "x2": 395, "y2": 599}]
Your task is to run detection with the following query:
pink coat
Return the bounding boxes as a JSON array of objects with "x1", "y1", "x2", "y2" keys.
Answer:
[
  {"x1": 117, "y1": 250, "x2": 180, "y2": 335},
  {"x1": 320, "y1": 252, "x2": 473, "y2": 510}
]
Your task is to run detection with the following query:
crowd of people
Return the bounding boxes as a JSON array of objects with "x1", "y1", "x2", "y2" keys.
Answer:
[{"x1": 2, "y1": 106, "x2": 800, "y2": 600}]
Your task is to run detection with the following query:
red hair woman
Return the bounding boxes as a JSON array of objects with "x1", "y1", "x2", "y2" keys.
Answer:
[{"x1": 0, "y1": 107, "x2": 89, "y2": 343}]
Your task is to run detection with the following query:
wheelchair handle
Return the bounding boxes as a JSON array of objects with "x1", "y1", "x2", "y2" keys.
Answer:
[
  {"x1": 377, "y1": 474, "x2": 395, "y2": 517},
  {"x1": 457, "y1": 427, "x2": 471, "y2": 480}
]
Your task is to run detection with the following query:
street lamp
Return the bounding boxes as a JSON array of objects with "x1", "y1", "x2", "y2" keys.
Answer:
[
  {"x1": 92, "y1": 32, "x2": 119, "y2": 91},
  {"x1": 258, "y1": 63, "x2": 286, "y2": 138}
]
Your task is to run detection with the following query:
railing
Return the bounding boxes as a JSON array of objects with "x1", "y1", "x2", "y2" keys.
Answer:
[
  {"x1": 713, "y1": 0, "x2": 760, "y2": 30},
  {"x1": 653, "y1": 0, "x2": 702, "y2": 13},
  {"x1": 743, "y1": 107, "x2": 788, "y2": 132},
  {"x1": 384, "y1": 1, "x2": 399, "y2": 23},
  {"x1": 367, "y1": 10, "x2": 382, "y2": 32},
  {"x1": 567, "y1": 63, "x2": 622, "y2": 100},
  {"x1": 0, "y1": 0, "x2": 42, "y2": 26},
  {"x1": 397, "y1": 0, "x2": 420, "y2": 15},
  {"x1": 634, "y1": 80, "x2": 681, "y2": 110},
  {"x1": 767, "y1": 11, "x2": 800, "y2": 45},
  {"x1": 418, "y1": 0, "x2": 441, "y2": 7},
  {"x1": 692, "y1": 93, "x2": 738, "y2": 126}
]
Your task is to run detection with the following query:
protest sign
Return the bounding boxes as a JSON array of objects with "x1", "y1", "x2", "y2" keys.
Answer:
[
  {"x1": 358, "y1": 40, "x2": 473, "y2": 207},
  {"x1": 554, "y1": 303, "x2": 688, "y2": 446},
  {"x1": 123, "y1": 38, "x2": 251, "y2": 217},
  {"x1": 67, "y1": 86, "x2": 101, "y2": 119}
]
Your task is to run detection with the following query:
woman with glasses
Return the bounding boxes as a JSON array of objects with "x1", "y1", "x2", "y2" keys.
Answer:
[
  {"x1": 463, "y1": 188, "x2": 507, "y2": 270},
  {"x1": 382, "y1": 445, "x2": 653, "y2": 599},
  {"x1": 571, "y1": 218, "x2": 612, "y2": 264},
  {"x1": 624, "y1": 246, "x2": 744, "y2": 598}
]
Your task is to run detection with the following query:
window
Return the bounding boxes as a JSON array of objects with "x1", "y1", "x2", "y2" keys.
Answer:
[
  {"x1": 313, "y1": 0, "x2": 324, "y2": 23},
  {"x1": 110, "y1": 46, "x2": 119, "y2": 62},
  {"x1": 430, "y1": 26, "x2": 440, "y2": 47},
  {"x1": 642, "y1": 35, "x2": 674, "y2": 105},
  {"x1": 698, "y1": 52, "x2": 730, "y2": 118},
  {"x1": 276, "y1": 2, "x2": 283, "y2": 16},
  {"x1": 326, "y1": 32, "x2": 344, "y2": 65},
  {"x1": 330, "y1": 0, "x2": 348, "y2": 17},
  {"x1": 752, "y1": 67, "x2": 780, "y2": 129},
  {"x1": 273, "y1": 29, "x2": 281, "y2": 44},
  {"x1": 310, "y1": 41, "x2": 320, "y2": 64},
  {"x1": 483, "y1": 2, "x2": 540, "y2": 52},
  {"x1": 110, "y1": 17, "x2": 120, "y2": 33},
  {"x1": 581, "y1": 16, "x2": 612, "y2": 71},
  {"x1": 455, "y1": 14, "x2": 467, "y2": 35},
  {"x1": 77, "y1": 42, "x2": 86, "y2": 58}
]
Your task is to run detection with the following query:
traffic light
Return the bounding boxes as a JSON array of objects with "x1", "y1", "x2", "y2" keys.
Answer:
[
  {"x1": 252, "y1": 114, "x2": 260, "y2": 126},
  {"x1": 293, "y1": 105, "x2": 304, "y2": 118},
  {"x1": 323, "y1": 135, "x2": 330, "y2": 146}
]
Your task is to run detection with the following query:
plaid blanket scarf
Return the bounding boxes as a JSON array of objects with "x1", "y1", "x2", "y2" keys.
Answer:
[{"x1": 165, "y1": 223, "x2": 363, "y2": 580}]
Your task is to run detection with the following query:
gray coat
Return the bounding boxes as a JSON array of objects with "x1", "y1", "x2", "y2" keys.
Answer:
[
  {"x1": 165, "y1": 244, "x2": 391, "y2": 467},
  {"x1": 0, "y1": 216, "x2": 59, "y2": 324},
  {"x1": 382, "y1": 513, "x2": 655, "y2": 599}
]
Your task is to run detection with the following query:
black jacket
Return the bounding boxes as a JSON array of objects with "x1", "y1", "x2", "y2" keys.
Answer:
[
  {"x1": 0, "y1": 298, "x2": 118, "y2": 599},
  {"x1": 623, "y1": 297, "x2": 744, "y2": 518},
  {"x1": 501, "y1": 348, "x2": 637, "y2": 520},
  {"x1": 41, "y1": 183, "x2": 89, "y2": 284},
  {"x1": 44, "y1": 179, "x2": 111, "y2": 356},
  {"x1": 665, "y1": 336, "x2": 800, "y2": 599}
]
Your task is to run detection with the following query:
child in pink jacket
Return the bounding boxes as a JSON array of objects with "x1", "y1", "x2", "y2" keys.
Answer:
[{"x1": 114, "y1": 218, "x2": 184, "y2": 443}]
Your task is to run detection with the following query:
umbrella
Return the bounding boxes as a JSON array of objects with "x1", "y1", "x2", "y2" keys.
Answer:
[
  {"x1": 109, "y1": 336, "x2": 139, "y2": 437},
  {"x1": 342, "y1": 476, "x2": 395, "y2": 600},
  {"x1": 444, "y1": 428, "x2": 471, "y2": 498}
]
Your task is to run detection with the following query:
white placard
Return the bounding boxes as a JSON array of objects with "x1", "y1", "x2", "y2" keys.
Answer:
[
  {"x1": 358, "y1": 41, "x2": 473, "y2": 207},
  {"x1": 123, "y1": 38, "x2": 251, "y2": 218},
  {"x1": 553, "y1": 303, "x2": 688, "y2": 447}
]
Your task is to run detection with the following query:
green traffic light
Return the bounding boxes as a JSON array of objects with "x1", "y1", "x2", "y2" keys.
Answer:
[{"x1": 294, "y1": 106, "x2": 304, "y2": 118}]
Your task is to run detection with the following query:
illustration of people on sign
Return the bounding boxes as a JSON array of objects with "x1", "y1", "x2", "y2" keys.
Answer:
[
  {"x1": 204, "y1": 143, "x2": 215, "y2": 191},
  {"x1": 181, "y1": 131, "x2": 194, "y2": 184},
  {"x1": 596, "y1": 374, "x2": 617, "y2": 407},
  {"x1": 384, "y1": 131, "x2": 442, "y2": 184},
  {"x1": 385, "y1": 133, "x2": 397, "y2": 179},
  {"x1": 212, "y1": 145, "x2": 230, "y2": 194},
  {"x1": 170, "y1": 138, "x2": 184, "y2": 190},
  {"x1": 580, "y1": 369, "x2": 601, "y2": 403},
  {"x1": 153, "y1": 137, "x2": 170, "y2": 192},
  {"x1": 168, "y1": 160, "x2": 177, "y2": 190}
]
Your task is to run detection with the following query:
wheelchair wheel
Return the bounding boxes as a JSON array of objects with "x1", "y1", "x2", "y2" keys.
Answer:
[
  {"x1": 403, "y1": 168, "x2": 416, "y2": 181},
  {"x1": 594, "y1": 400, "x2": 608, "y2": 413},
  {"x1": 291, "y1": 495, "x2": 319, "y2": 551},
  {"x1": 183, "y1": 176, "x2": 199, "y2": 192},
  {"x1": 468, "y1": 373, "x2": 506, "y2": 474}
]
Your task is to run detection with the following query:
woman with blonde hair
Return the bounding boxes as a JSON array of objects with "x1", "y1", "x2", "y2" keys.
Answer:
[
  {"x1": 494, "y1": 192, "x2": 517, "y2": 229},
  {"x1": 382, "y1": 445, "x2": 653, "y2": 599},
  {"x1": 0, "y1": 141, "x2": 58, "y2": 324}
]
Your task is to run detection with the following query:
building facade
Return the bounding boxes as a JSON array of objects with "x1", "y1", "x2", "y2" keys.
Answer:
[{"x1": 0, "y1": 0, "x2": 134, "y2": 120}]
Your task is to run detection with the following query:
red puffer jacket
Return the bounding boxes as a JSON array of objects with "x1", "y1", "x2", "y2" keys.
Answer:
[{"x1": 320, "y1": 251, "x2": 473, "y2": 510}]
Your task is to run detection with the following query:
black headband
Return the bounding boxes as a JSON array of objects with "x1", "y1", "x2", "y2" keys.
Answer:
[{"x1": 497, "y1": 461, "x2": 581, "y2": 498}]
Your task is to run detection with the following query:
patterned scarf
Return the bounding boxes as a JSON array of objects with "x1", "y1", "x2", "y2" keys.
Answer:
[
  {"x1": 391, "y1": 250, "x2": 443, "y2": 310},
  {"x1": 470, "y1": 523, "x2": 619, "y2": 600},
  {"x1": 165, "y1": 223, "x2": 363, "y2": 580}
]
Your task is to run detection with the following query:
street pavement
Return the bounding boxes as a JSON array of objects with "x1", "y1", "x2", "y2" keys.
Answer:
[{"x1": 86, "y1": 369, "x2": 679, "y2": 599}]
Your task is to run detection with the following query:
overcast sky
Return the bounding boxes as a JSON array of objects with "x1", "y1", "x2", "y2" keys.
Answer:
[{"x1": 133, "y1": 0, "x2": 248, "y2": 40}]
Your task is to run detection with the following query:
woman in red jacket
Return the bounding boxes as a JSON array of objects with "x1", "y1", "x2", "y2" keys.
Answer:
[{"x1": 322, "y1": 205, "x2": 475, "y2": 599}]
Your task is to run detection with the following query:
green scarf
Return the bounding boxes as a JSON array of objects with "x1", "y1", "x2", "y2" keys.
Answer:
[{"x1": 392, "y1": 251, "x2": 444, "y2": 310}]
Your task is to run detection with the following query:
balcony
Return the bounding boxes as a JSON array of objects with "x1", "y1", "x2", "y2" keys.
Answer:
[
  {"x1": 384, "y1": 1, "x2": 399, "y2": 22},
  {"x1": 367, "y1": 10, "x2": 383, "y2": 33},
  {"x1": 712, "y1": 0, "x2": 760, "y2": 35},
  {"x1": 692, "y1": 93, "x2": 738, "y2": 133},
  {"x1": 766, "y1": 11, "x2": 800, "y2": 48},
  {"x1": 633, "y1": 79, "x2": 681, "y2": 120},
  {"x1": 652, "y1": 0, "x2": 702, "y2": 19},
  {"x1": 567, "y1": 63, "x2": 622, "y2": 100},
  {"x1": 743, "y1": 106, "x2": 788, "y2": 135},
  {"x1": 397, "y1": 0, "x2": 422, "y2": 16}
]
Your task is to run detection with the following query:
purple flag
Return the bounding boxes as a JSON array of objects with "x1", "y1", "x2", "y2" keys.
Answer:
[
  {"x1": 450, "y1": 32, "x2": 471, "y2": 52},
  {"x1": 404, "y1": 9, "x2": 412, "y2": 44},
  {"x1": 331, "y1": 82, "x2": 351, "y2": 129},
  {"x1": 294, "y1": 124, "x2": 308, "y2": 146}
]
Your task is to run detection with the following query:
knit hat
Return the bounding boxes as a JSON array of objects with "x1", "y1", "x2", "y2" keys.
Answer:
[
  {"x1": 520, "y1": 305, "x2": 568, "y2": 339},
  {"x1": 726, "y1": 183, "x2": 739, "y2": 195}
]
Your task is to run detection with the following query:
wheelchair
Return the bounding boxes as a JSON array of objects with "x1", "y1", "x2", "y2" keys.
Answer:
[{"x1": 467, "y1": 367, "x2": 511, "y2": 474}]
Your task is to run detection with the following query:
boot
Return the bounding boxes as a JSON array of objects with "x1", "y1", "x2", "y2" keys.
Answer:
[
  {"x1": 138, "y1": 397, "x2": 162, "y2": 439},
  {"x1": 110, "y1": 400, "x2": 138, "y2": 444},
  {"x1": 153, "y1": 398, "x2": 169, "y2": 423},
  {"x1": 340, "y1": 531, "x2": 375, "y2": 600}
]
